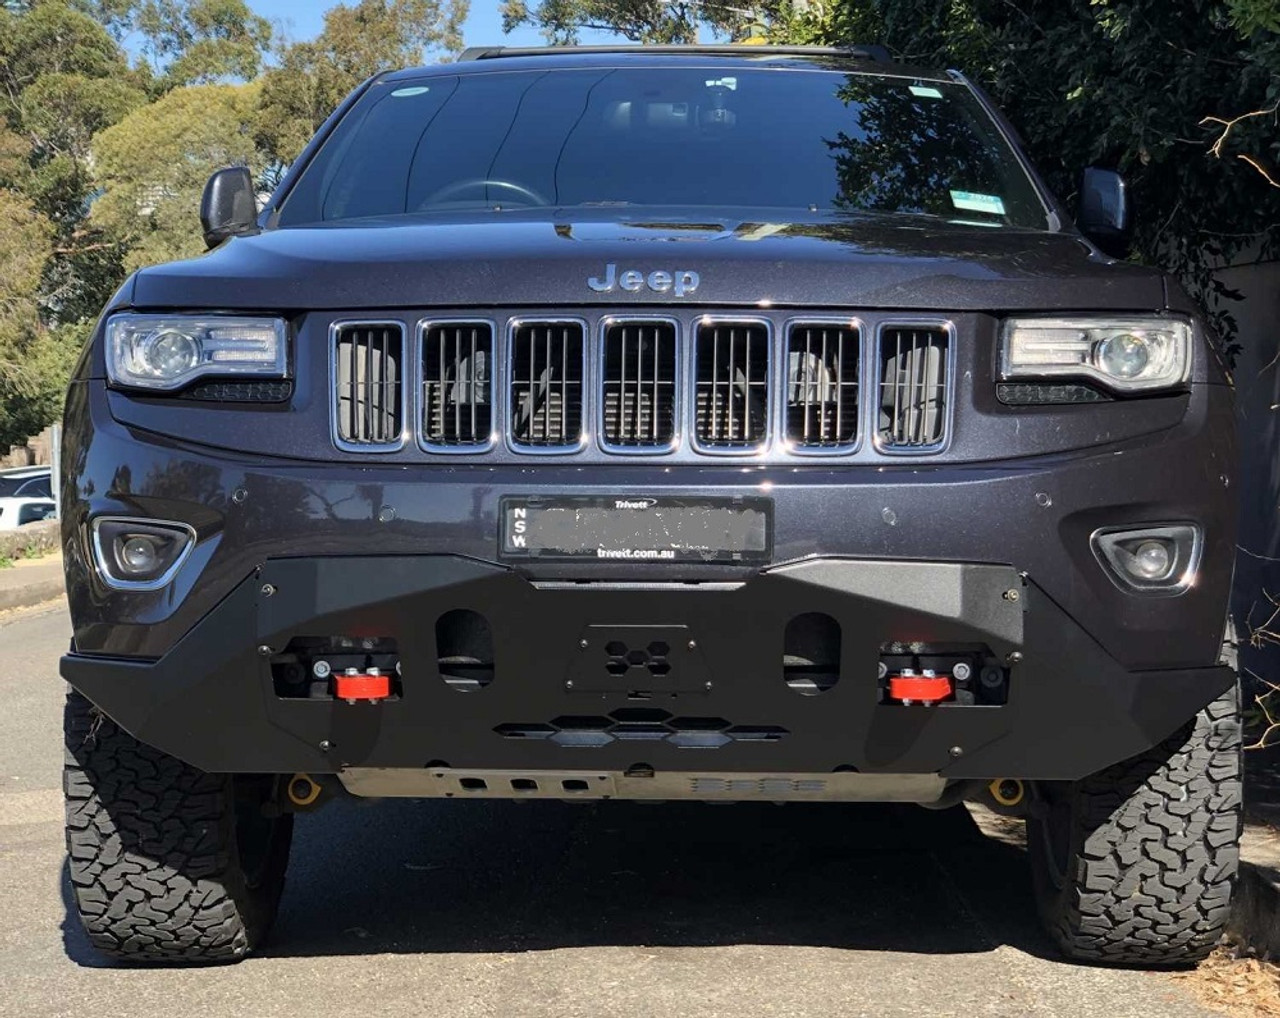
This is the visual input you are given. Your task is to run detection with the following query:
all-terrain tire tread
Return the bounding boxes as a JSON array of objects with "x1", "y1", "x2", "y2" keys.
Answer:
[
  {"x1": 63, "y1": 690, "x2": 278, "y2": 963},
  {"x1": 1036, "y1": 681, "x2": 1242, "y2": 966}
]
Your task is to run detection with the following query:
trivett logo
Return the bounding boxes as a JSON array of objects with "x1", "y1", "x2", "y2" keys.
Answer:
[
  {"x1": 588, "y1": 263, "x2": 700, "y2": 296},
  {"x1": 614, "y1": 498, "x2": 658, "y2": 510}
]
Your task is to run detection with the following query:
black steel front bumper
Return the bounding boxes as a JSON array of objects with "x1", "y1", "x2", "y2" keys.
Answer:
[{"x1": 61, "y1": 555, "x2": 1234, "y2": 781}]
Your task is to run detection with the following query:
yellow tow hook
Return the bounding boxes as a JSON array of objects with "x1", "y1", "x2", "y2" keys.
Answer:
[
  {"x1": 988, "y1": 778, "x2": 1025, "y2": 808},
  {"x1": 287, "y1": 773, "x2": 323, "y2": 808}
]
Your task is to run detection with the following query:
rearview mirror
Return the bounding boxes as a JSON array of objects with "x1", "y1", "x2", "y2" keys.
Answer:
[
  {"x1": 1077, "y1": 167, "x2": 1132, "y2": 259},
  {"x1": 200, "y1": 166, "x2": 258, "y2": 249}
]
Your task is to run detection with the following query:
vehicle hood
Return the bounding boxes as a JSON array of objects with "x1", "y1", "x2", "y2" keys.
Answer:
[{"x1": 130, "y1": 210, "x2": 1166, "y2": 312}]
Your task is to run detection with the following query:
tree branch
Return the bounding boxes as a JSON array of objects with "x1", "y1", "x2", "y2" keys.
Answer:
[{"x1": 1201, "y1": 104, "x2": 1280, "y2": 188}]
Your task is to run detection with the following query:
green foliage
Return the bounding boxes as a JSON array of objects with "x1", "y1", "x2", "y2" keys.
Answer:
[
  {"x1": 499, "y1": 0, "x2": 781, "y2": 43},
  {"x1": 1228, "y1": 0, "x2": 1280, "y2": 35},
  {"x1": 92, "y1": 82, "x2": 260, "y2": 270},
  {"x1": 0, "y1": 0, "x2": 125, "y2": 88},
  {"x1": 133, "y1": 0, "x2": 273, "y2": 86},
  {"x1": 20, "y1": 74, "x2": 147, "y2": 158},
  {"x1": 256, "y1": 0, "x2": 468, "y2": 165},
  {"x1": 771, "y1": 0, "x2": 1280, "y2": 350},
  {"x1": 0, "y1": 188, "x2": 76, "y2": 449},
  {"x1": 0, "y1": 0, "x2": 469, "y2": 450}
]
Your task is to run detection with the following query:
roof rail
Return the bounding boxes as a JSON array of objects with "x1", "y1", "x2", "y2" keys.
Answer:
[{"x1": 457, "y1": 44, "x2": 893, "y2": 63}]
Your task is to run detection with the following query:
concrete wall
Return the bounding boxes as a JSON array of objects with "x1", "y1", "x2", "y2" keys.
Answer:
[
  {"x1": 3, "y1": 425, "x2": 55, "y2": 468},
  {"x1": 1222, "y1": 261, "x2": 1280, "y2": 686}
]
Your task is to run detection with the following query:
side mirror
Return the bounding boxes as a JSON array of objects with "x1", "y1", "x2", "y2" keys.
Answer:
[
  {"x1": 200, "y1": 166, "x2": 258, "y2": 249},
  {"x1": 1077, "y1": 167, "x2": 1132, "y2": 259}
]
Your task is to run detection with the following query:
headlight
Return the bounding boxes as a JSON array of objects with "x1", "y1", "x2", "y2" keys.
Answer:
[
  {"x1": 999, "y1": 317, "x2": 1190, "y2": 392},
  {"x1": 106, "y1": 315, "x2": 287, "y2": 391}
]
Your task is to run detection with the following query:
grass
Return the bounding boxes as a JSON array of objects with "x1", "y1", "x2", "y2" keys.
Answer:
[{"x1": 0, "y1": 539, "x2": 56, "y2": 569}]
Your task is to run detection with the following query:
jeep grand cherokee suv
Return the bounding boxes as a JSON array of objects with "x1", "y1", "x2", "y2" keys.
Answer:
[{"x1": 60, "y1": 45, "x2": 1241, "y2": 967}]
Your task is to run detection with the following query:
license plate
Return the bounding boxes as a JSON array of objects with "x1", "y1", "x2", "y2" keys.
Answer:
[{"x1": 500, "y1": 496, "x2": 772, "y2": 563}]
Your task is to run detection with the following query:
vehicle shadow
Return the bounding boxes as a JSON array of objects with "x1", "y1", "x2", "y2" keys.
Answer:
[
  {"x1": 273, "y1": 798, "x2": 1053, "y2": 960},
  {"x1": 62, "y1": 797, "x2": 1057, "y2": 967}
]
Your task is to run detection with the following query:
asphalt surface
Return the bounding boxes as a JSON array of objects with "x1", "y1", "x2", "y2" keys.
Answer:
[{"x1": 1, "y1": 602, "x2": 1222, "y2": 1018}]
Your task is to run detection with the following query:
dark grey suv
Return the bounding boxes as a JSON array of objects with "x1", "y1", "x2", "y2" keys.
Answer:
[{"x1": 59, "y1": 45, "x2": 1240, "y2": 967}]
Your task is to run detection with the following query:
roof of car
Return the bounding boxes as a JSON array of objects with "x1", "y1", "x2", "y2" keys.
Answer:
[{"x1": 382, "y1": 44, "x2": 954, "y2": 84}]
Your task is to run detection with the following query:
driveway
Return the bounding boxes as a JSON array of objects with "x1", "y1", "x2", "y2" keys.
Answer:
[{"x1": 0, "y1": 602, "x2": 1221, "y2": 1017}]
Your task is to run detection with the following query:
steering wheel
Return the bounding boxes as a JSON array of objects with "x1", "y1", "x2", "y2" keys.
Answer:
[{"x1": 423, "y1": 178, "x2": 550, "y2": 207}]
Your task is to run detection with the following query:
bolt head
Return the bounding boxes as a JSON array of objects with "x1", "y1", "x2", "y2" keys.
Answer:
[
  {"x1": 1006, "y1": 651, "x2": 1024, "y2": 665},
  {"x1": 687, "y1": 640, "x2": 697, "y2": 650},
  {"x1": 312, "y1": 660, "x2": 332, "y2": 679},
  {"x1": 579, "y1": 639, "x2": 589, "y2": 649},
  {"x1": 257, "y1": 645, "x2": 272, "y2": 657},
  {"x1": 949, "y1": 745, "x2": 964, "y2": 758},
  {"x1": 952, "y1": 662, "x2": 972, "y2": 682},
  {"x1": 319, "y1": 740, "x2": 333, "y2": 752},
  {"x1": 261, "y1": 583, "x2": 275, "y2": 597}
]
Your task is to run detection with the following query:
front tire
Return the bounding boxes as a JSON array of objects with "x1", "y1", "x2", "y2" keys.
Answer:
[
  {"x1": 63, "y1": 691, "x2": 293, "y2": 964},
  {"x1": 1028, "y1": 680, "x2": 1242, "y2": 966}
]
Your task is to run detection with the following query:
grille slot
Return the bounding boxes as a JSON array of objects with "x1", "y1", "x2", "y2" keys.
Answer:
[
  {"x1": 510, "y1": 321, "x2": 585, "y2": 448},
  {"x1": 334, "y1": 323, "x2": 404, "y2": 448},
  {"x1": 786, "y1": 323, "x2": 859, "y2": 448},
  {"x1": 602, "y1": 321, "x2": 677, "y2": 448},
  {"x1": 694, "y1": 320, "x2": 770, "y2": 449},
  {"x1": 877, "y1": 326, "x2": 949, "y2": 449},
  {"x1": 422, "y1": 322, "x2": 493, "y2": 447}
]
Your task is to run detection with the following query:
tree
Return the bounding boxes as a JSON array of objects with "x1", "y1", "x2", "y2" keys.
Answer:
[
  {"x1": 774, "y1": 0, "x2": 1280, "y2": 352},
  {"x1": 0, "y1": 188, "x2": 75, "y2": 449},
  {"x1": 256, "y1": 0, "x2": 469, "y2": 166},
  {"x1": 92, "y1": 82, "x2": 261, "y2": 270},
  {"x1": 1228, "y1": 0, "x2": 1280, "y2": 34},
  {"x1": 132, "y1": 0, "x2": 273, "y2": 86},
  {"x1": 0, "y1": 0, "x2": 143, "y2": 436},
  {"x1": 499, "y1": 0, "x2": 781, "y2": 43}
]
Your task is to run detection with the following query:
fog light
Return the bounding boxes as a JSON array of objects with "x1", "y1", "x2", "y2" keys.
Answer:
[
  {"x1": 1131, "y1": 540, "x2": 1172, "y2": 580},
  {"x1": 90, "y1": 517, "x2": 196, "y2": 591},
  {"x1": 1091, "y1": 524, "x2": 1201, "y2": 595},
  {"x1": 119, "y1": 535, "x2": 161, "y2": 575}
]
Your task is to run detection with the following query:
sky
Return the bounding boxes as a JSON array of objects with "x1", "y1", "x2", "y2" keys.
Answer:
[{"x1": 247, "y1": 0, "x2": 625, "y2": 52}]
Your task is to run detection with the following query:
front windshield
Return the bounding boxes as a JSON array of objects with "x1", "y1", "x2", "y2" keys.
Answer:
[{"x1": 277, "y1": 66, "x2": 1049, "y2": 229}]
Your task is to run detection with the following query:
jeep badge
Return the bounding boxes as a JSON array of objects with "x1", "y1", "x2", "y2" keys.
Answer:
[{"x1": 588, "y1": 263, "x2": 700, "y2": 296}]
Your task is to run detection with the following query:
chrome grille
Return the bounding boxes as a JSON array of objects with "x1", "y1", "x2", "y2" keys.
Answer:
[
  {"x1": 694, "y1": 321, "x2": 769, "y2": 449},
  {"x1": 877, "y1": 326, "x2": 949, "y2": 449},
  {"x1": 334, "y1": 323, "x2": 404, "y2": 449},
  {"x1": 602, "y1": 321, "x2": 677, "y2": 448},
  {"x1": 786, "y1": 323, "x2": 859, "y2": 448},
  {"x1": 422, "y1": 322, "x2": 492, "y2": 447},
  {"x1": 510, "y1": 321, "x2": 585, "y2": 448}
]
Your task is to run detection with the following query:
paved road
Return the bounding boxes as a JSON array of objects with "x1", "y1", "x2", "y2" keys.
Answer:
[{"x1": 1, "y1": 603, "x2": 1221, "y2": 1018}]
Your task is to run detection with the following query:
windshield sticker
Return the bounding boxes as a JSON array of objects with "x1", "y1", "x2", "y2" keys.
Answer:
[
  {"x1": 950, "y1": 190, "x2": 1006, "y2": 216},
  {"x1": 391, "y1": 86, "x2": 430, "y2": 98},
  {"x1": 909, "y1": 85, "x2": 943, "y2": 99}
]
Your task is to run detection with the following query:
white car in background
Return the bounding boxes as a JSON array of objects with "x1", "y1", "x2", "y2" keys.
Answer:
[{"x1": 0, "y1": 467, "x2": 56, "y2": 531}]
